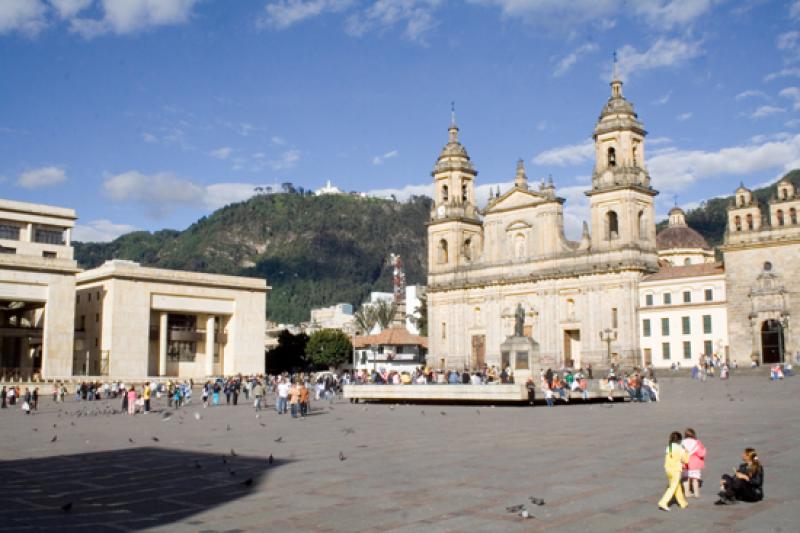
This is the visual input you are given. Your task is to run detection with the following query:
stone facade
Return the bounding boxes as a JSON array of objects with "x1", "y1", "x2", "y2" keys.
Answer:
[
  {"x1": 721, "y1": 178, "x2": 800, "y2": 365},
  {"x1": 427, "y1": 79, "x2": 659, "y2": 375},
  {"x1": 76, "y1": 260, "x2": 268, "y2": 379},
  {"x1": 0, "y1": 199, "x2": 78, "y2": 378}
]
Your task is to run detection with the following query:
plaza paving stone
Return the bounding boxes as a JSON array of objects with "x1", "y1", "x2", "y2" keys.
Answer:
[{"x1": 1, "y1": 376, "x2": 798, "y2": 532}]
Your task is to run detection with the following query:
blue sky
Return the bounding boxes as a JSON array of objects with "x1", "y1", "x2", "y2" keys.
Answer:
[{"x1": 1, "y1": 0, "x2": 800, "y2": 241}]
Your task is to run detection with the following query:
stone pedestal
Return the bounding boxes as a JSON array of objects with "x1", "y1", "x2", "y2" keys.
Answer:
[{"x1": 500, "y1": 335, "x2": 540, "y2": 382}]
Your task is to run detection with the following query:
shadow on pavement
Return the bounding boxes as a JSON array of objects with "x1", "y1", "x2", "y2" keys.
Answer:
[{"x1": 0, "y1": 447, "x2": 291, "y2": 531}]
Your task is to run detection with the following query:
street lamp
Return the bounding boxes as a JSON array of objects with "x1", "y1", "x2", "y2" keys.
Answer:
[{"x1": 599, "y1": 328, "x2": 617, "y2": 367}]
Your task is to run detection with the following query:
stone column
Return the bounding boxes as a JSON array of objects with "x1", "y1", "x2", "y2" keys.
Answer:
[
  {"x1": 159, "y1": 312, "x2": 168, "y2": 376},
  {"x1": 205, "y1": 316, "x2": 215, "y2": 377},
  {"x1": 64, "y1": 227, "x2": 72, "y2": 246}
]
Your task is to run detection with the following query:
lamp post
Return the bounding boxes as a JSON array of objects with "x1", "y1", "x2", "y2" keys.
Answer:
[
  {"x1": 778, "y1": 314, "x2": 790, "y2": 363},
  {"x1": 599, "y1": 328, "x2": 617, "y2": 366}
]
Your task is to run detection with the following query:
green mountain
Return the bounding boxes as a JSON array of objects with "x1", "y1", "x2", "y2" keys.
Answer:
[
  {"x1": 74, "y1": 193, "x2": 432, "y2": 324},
  {"x1": 656, "y1": 170, "x2": 800, "y2": 247}
]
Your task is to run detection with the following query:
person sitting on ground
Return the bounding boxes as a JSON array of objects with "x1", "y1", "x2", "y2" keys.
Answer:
[
  {"x1": 770, "y1": 364, "x2": 784, "y2": 381},
  {"x1": 716, "y1": 448, "x2": 764, "y2": 505}
]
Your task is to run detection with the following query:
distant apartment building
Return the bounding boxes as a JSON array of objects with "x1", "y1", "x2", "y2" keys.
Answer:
[
  {"x1": 76, "y1": 260, "x2": 268, "y2": 378},
  {"x1": 309, "y1": 303, "x2": 355, "y2": 334},
  {"x1": 0, "y1": 199, "x2": 78, "y2": 378}
]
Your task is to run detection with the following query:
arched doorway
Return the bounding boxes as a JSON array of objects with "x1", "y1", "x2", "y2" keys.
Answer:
[{"x1": 761, "y1": 320, "x2": 784, "y2": 364}]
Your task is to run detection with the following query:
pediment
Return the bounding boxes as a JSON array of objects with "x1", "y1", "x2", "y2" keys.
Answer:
[{"x1": 485, "y1": 188, "x2": 546, "y2": 214}]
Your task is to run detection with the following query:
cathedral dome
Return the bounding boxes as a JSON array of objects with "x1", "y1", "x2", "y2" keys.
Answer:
[
  {"x1": 433, "y1": 124, "x2": 476, "y2": 174},
  {"x1": 656, "y1": 207, "x2": 711, "y2": 251}
]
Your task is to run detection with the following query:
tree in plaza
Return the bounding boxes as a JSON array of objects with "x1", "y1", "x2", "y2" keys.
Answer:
[
  {"x1": 373, "y1": 299, "x2": 397, "y2": 330},
  {"x1": 410, "y1": 297, "x2": 427, "y2": 336},
  {"x1": 306, "y1": 329, "x2": 352, "y2": 369},
  {"x1": 265, "y1": 330, "x2": 309, "y2": 373},
  {"x1": 353, "y1": 305, "x2": 378, "y2": 334}
]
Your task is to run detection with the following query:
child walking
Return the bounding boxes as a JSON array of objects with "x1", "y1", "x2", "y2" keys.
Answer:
[
  {"x1": 682, "y1": 428, "x2": 706, "y2": 498},
  {"x1": 658, "y1": 431, "x2": 689, "y2": 511}
]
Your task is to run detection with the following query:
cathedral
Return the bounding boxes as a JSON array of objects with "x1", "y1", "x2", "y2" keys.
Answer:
[{"x1": 426, "y1": 77, "x2": 659, "y2": 375}]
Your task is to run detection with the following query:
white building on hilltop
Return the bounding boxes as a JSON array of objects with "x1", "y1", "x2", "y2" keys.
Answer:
[{"x1": 315, "y1": 180, "x2": 344, "y2": 196}]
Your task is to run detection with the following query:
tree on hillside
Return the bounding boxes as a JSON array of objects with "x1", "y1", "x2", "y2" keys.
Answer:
[
  {"x1": 306, "y1": 329, "x2": 352, "y2": 369},
  {"x1": 265, "y1": 330, "x2": 309, "y2": 373}
]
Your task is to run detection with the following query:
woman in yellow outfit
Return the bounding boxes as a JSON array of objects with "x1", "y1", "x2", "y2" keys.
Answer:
[{"x1": 658, "y1": 431, "x2": 689, "y2": 511}]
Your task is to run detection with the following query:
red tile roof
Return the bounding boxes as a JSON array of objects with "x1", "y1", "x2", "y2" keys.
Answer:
[
  {"x1": 643, "y1": 262, "x2": 724, "y2": 281},
  {"x1": 354, "y1": 326, "x2": 428, "y2": 349}
]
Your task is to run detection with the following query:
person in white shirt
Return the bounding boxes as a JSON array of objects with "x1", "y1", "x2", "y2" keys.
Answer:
[{"x1": 276, "y1": 379, "x2": 290, "y2": 414}]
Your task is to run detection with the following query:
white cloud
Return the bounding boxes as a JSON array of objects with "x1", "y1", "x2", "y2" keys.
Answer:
[
  {"x1": 735, "y1": 89, "x2": 767, "y2": 101},
  {"x1": 648, "y1": 134, "x2": 800, "y2": 193},
  {"x1": 17, "y1": 166, "x2": 67, "y2": 188},
  {"x1": 103, "y1": 170, "x2": 206, "y2": 217},
  {"x1": 211, "y1": 146, "x2": 233, "y2": 160},
  {"x1": 792, "y1": 0, "x2": 800, "y2": 19},
  {"x1": 764, "y1": 67, "x2": 800, "y2": 82},
  {"x1": 271, "y1": 135, "x2": 286, "y2": 145},
  {"x1": 345, "y1": 0, "x2": 443, "y2": 43},
  {"x1": 532, "y1": 139, "x2": 594, "y2": 166},
  {"x1": 73, "y1": 219, "x2": 138, "y2": 242},
  {"x1": 553, "y1": 42, "x2": 598, "y2": 77},
  {"x1": 779, "y1": 87, "x2": 800, "y2": 110},
  {"x1": 653, "y1": 91, "x2": 672, "y2": 105},
  {"x1": 0, "y1": 0, "x2": 48, "y2": 35},
  {"x1": 204, "y1": 183, "x2": 263, "y2": 210},
  {"x1": 777, "y1": 31, "x2": 800, "y2": 52},
  {"x1": 786, "y1": 118, "x2": 800, "y2": 128},
  {"x1": 270, "y1": 149, "x2": 301, "y2": 170},
  {"x1": 750, "y1": 105, "x2": 786, "y2": 119},
  {"x1": 262, "y1": 0, "x2": 354, "y2": 29},
  {"x1": 676, "y1": 111, "x2": 693, "y2": 121},
  {"x1": 50, "y1": 0, "x2": 92, "y2": 19},
  {"x1": 141, "y1": 132, "x2": 157, "y2": 143},
  {"x1": 469, "y1": 0, "x2": 714, "y2": 31},
  {"x1": 69, "y1": 0, "x2": 199, "y2": 38},
  {"x1": 648, "y1": 136, "x2": 673, "y2": 146},
  {"x1": 615, "y1": 38, "x2": 703, "y2": 80},
  {"x1": 372, "y1": 149, "x2": 399, "y2": 165}
]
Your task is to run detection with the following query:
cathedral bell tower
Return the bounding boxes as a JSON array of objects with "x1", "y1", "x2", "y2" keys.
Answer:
[
  {"x1": 428, "y1": 111, "x2": 482, "y2": 273},
  {"x1": 586, "y1": 72, "x2": 658, "y2": 251}
]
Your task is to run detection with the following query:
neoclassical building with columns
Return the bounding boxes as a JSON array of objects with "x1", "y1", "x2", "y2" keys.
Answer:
[
  {"x1": 427, "y1": 78, "x2": 659, "y2": 375},
  {"x1": 75, "y1": 260, "x2": 267, "y2": 379}
]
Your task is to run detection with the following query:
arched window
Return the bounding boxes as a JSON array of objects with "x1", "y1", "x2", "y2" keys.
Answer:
[
  {"x1": 734, "y1": 215, "x2": 742, "y2": 231},
  {"x1": 777, "y1": 209, "x2": 785, "y2": 226},
  {"x1": 606, "y1": 211, "x2": 619, "y2": 240},
  {"x1": 791, "y1": 208, "x2": 798, "y2": 225},
  {"x1": 607, "y1": 147, "x2": 617, "y2": 167},
  {"x1": 462, "y1": 238, "x2": 472, "y2": 261},
  {"x1": 462, "y1": 183, "x2": 468, "y2": 202},
  {"x1": 441, "y1": 185, "x2": 449, "y2": 202},
  {"x1": 782, "y1": 188, "x2": 788, "y2": 200},
  {"x1": 738, "y1": 195, "x2": 744, "y2": 207},
  {"x1": 746, "y1": 213, "x2": 754, "y2": 231},
  {"x1": 438, "y1": 239, "x2": 448, "y2": 264},
  {"x1": 514, "y1": 233, "x2": 526, "y2": 259},
  {"x1": 632, "y1": 144, "x2": 638, "y2": 167}
]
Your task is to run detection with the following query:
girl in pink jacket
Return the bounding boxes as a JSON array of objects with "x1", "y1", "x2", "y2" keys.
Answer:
[{"x1": 682, "y1": 428, "x2": 706, "y2": 498}]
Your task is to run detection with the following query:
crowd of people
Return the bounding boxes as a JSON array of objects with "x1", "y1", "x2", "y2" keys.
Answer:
[{"x1": 658, "y1": 427, "x2": 764, "y2": 511}]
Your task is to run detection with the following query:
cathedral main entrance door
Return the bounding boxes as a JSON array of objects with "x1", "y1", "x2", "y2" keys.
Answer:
[
  {"x1": 761, "y1": 320, "x2": 784, "y2": 364},
  {"x1": 471, "y1": 334, "x2": 485, "y2": 370}
]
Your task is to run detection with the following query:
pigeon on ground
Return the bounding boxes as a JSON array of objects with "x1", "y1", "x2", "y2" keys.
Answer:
[
  {"x1": 529, "y1": 497, "x2": 545, "y2": 506},
  {"x1": 227, "y1": 424, "x2": 231, "y2": 432},
  {"x1": 339, "y1": 451, "x2": 346, "y2": 461},
  {"x1": 152, "y1": 436, "x2": 159, "y2": 442},
  {"x1": 50, "y1": 435, "x2": 57, "y2": 443},
  {"x1": 268, "y1": 454, "x2": 274, "y2": 464},
  {"x1": 194, "y1": 413, "x2": 201, "y2": 420},
  {"x1": 259, "y1": 423, "x2": 266, "y2": 428},
  {"x1": 440, "y1": 411, "x2": 446, "y2": 416},
  {"x1": 241, "y1": 478, "x2": 253, "y2": 487},
  {"x1": 274, "y1": 437, "x2": 283, "y2": 443},
  {"x1": 61, "y1": 502, "x2": 73, "y2": 513},
  {"x1": 476, "y1": 409, "x2": 480, "y2": 415},
  {"x1": 505, "y1": 504, "x2": 525, "y2": 513},
  {"x1": 129, "y1": 438, "x2": 134, "y2": 443},
  {"x1": 420, "y1": 410, "x2": 425, "y2": 416},
  {"x1": 53, "y1": 423, "x2": 57, "y2": 428},
  {"x1": 161, "y1": 412, "x2": 172, "y2": 421},
  {"x1": 33, "y1": 428, "x2": 38, "y2": 432},
  {"x1": 230, "y1": 448, "x2": 238, "y2": 457},
  {"x1": 520, "y1": 509, "x2": 531, "y2": 519}
]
